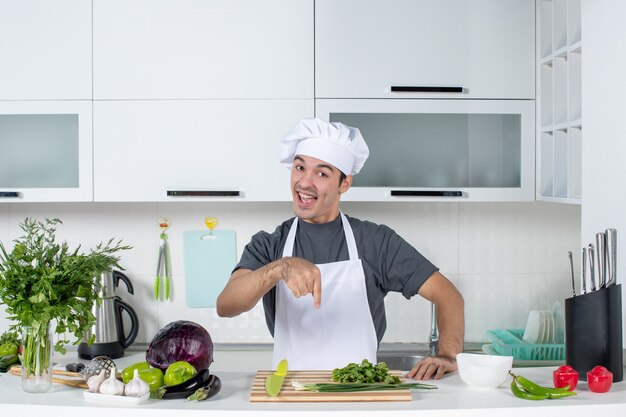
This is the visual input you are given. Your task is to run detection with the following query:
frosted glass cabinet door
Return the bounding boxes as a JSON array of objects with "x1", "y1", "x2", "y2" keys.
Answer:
[
  {"x1": 316, "y1": 0, "x2": 535, "y2": 99},
  {"x1": 93, "y1": 100, "x2": 313, "y2": 202},
  {"x1": 93, "y1": 0, "x2": 313, "y2": 99},
  {"x1": 0, "y1": 101, "x2": 93, "y2": 202},
  {"x1": 316, "y1": 99, "x2": 535, "y2": 202},
  {"x1": 0, "y1": 0, "x2": 91, "y2": 100}
]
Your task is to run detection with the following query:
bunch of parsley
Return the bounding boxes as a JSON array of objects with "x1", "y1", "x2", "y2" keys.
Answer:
[
  {"x1": 331, "y1": 359, "x2": 401, "y2": 384},
  {"x1": 0, "y1": 218, "x2": 131, "y2": 354}
]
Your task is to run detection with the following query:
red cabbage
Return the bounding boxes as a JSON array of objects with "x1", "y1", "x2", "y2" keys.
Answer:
[{"x1": 146, "y1": 320, "x2": 213, "y2": 371}]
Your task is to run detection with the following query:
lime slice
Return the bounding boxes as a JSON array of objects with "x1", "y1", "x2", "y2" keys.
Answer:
[
  {"x1": 275, "y1": 359, "x2": 288, "y2": 377},
  {"x1": 265, "y1": 374, "x2": 284, "y2": 397}
]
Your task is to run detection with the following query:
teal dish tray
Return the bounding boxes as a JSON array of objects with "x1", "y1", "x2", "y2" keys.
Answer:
[{"x1": 486, "y1": 329, "x2": 565, "y2": 361}]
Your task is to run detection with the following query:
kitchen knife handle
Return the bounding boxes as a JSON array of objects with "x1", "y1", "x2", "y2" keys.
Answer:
[
  {"x1": 596, "y1": 232, "x2": 607, "y2": 288},
  {"x1": 606, "y1": 228, "x2": 617, "y2": 286},
  {"x1": 588, "y1": 244, "x2": 596, "y2": 291},
  {"x1": 581, "y1": 247, "x2": 587, "y2": 294},
  {"x1": 390, "y1": 85, "x2": 463, "y2": 93},
  {"x1": 0, "y1": 191, "x2": 20, "y2": 198}
]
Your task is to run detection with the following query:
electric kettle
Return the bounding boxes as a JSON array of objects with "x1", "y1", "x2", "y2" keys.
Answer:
[{"x1": 78, "y1": 270, "x2": 139, "y2": 359}]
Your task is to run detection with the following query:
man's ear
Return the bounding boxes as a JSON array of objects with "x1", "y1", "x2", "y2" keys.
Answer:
[{"x1": 339, "y1": 175, "x2": 353, "y2": 194}]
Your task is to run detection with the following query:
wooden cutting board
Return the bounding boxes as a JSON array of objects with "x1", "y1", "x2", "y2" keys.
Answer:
[{"x1": 249, "y1": 370, "x2": 411, "y2": 402}]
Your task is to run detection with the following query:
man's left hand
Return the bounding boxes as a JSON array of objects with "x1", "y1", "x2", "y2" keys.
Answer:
[{"x1": 406, "y1": 355, "x2": 457, "y2": 380}]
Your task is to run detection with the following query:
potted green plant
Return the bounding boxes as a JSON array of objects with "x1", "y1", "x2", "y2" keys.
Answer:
[{"x1": 0, "y1": 218, "x2": 131, "y2": 392}]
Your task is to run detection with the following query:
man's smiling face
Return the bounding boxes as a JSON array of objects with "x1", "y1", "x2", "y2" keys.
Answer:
[{"x1": 290, "y1": 155, "x2": 352, "y2": 224}]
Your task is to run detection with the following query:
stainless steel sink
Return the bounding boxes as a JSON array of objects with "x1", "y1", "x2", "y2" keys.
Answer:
[{"x1": 376, "y1": 352, "x2": 426, "y2": 371}]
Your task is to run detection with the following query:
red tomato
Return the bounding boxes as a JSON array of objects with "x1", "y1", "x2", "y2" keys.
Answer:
[
  {"x1": 587, "y1": 366, "x2": 613, "y2": 393},
  {"x1": 553, "y1": 365, "x2": 579, "y2": 391}
]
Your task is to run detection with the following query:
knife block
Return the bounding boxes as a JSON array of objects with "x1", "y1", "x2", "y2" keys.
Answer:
[{"x1": 564, "y1": 284, "x2": 623, "y2": 382}]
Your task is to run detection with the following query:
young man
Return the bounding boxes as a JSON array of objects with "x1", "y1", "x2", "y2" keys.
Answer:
[{"x1": 216, "y1": 118, "x2": 464, "y2": 380}]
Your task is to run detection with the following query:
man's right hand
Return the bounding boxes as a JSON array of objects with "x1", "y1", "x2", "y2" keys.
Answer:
[
  {"x1": 216, "y1": 257, "x2": 322, "y2": 318},
  {"x1": 273, "y1": 257, "x2": 322, "y2": 308}
]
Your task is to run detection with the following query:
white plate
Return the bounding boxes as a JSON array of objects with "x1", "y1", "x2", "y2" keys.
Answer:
[
  {"x1": 537, "y1": 311, "x2": 547, "y2": 343},
  {"x1": 83, "y1": 391, "x2": 150, "y2": 405},
  {"x1": 552, "y1": 301, "x2": 565, "y2": 343},
  {"x1": 522, "y1": 310, "x2": 541, "y2": 343}
]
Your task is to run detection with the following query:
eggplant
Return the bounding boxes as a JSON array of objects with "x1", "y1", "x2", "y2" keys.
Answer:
[
  {"x1": 151, "y1": 368, "x2": 211, "y2": 399},
  {"x1": 187, "y1": 375, "x2": 222, "y2": 401}
]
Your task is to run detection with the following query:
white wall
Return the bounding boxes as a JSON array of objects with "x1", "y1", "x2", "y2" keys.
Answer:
[
  {"x1": 0, "y1": 201, "x2": 580, "y2": 345},
  {"x1": 581, "y1": 0, "x2": 626, "y2": 338}
]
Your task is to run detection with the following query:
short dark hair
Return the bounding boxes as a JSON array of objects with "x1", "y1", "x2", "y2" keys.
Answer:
[{"x1": 339, "y1": 172, "x2": 346, "y2": 186}]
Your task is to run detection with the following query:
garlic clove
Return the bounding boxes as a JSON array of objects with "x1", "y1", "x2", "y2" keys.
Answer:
[
  {"x1": 98, "y1": 366, "x2": 125, "y2": 396},
  {"x1": 124, "y1": 368, "x2": 151, "y2": 397},
  {"x1": 87, "y1": 369, "x2": 106, "y2": 393}
]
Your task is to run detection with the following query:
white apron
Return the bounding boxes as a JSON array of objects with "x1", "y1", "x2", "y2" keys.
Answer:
[{"x1": 272, "y1": 212, "x2": 378, "y2": 370}]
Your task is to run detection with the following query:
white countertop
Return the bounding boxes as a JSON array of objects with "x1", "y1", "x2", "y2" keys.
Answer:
[{"x1": 1, "y1": 352, "x2": 625, "y2": 417}]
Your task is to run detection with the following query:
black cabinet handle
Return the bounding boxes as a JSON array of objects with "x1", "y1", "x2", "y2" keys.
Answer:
[
  {"x1": 0, "y1": 191, "x2": 20, "y2": 198},
  {"x1": 167, "y1": 190, "x2": 240, "y2": 197},
  {"x1": 391, "y1": 190, "x2": 463, "y2": 197},
  {"x1": 391, "y1": 86, "x2": 463, "y2": 93}
]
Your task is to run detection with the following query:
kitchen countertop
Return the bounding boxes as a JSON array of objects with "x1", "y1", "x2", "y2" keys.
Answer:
[{"x1": 1, "y1": 352, "x2": 625, "y2": 417}]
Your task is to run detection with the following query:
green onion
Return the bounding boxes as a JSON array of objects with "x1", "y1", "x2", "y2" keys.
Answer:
[{"x1": 291, "y1": 381, "x2": 437, "y2": 392}]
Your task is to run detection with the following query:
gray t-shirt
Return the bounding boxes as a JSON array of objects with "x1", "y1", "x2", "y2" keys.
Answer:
[{"x1": 234, "y1": 214, "x2": 439, "y2": 344}]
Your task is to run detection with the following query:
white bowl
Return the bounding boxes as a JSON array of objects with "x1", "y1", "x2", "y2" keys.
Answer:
[{"x1": 456, "y1": 353, "x2": 513, "y2": 388}]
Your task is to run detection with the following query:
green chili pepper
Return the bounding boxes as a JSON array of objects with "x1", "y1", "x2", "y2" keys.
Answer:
[
  {"x1": 509, "y1": 371, "x2": 576, "y2": 400},
  {"x1": 510, "y1": 380, "x2": 549, "y2": 400}
]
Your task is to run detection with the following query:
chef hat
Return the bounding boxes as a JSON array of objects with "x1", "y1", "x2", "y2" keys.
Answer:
[{"x1": 279, "y1": 118, "x2": 369, "y2": 175}]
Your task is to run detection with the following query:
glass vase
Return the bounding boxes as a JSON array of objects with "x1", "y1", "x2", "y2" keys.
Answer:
[{"x1": 20, "y1": 322, "x2": 53, "y2": 393}]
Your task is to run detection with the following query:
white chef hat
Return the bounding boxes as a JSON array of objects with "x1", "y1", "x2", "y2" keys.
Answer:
[{"x1": 279, "y1": 118, "x2": 369, "y2": 175}]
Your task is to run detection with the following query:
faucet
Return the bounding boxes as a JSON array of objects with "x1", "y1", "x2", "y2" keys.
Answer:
[{"x1": 429, "y1": 303, "x2": 439, "y2": 356}]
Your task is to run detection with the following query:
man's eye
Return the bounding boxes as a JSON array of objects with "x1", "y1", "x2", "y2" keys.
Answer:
[
  {"x1": 318, "y1": 172, "x2": 328, "y2": 178},
  {"x1": 294, "y1": 165, "x2": 304, "y2": 171}
]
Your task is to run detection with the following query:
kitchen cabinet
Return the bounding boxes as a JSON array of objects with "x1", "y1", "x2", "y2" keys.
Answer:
[
  {"x1": 317, "y1": 99, "x2": 535, "y2": 202},
  {"x1": 0, "y1": 0, "x2": 91, "y2": 100},
  {"x1": 93, "y1": 0, "x2": 313, "y2": 100},
  {"x1": 315, "y1": 0, "x2": 535, "y2": 99},
  {"x1": 0, "y1": 101, "x2": 93, "y2": 202},
  {"x1": 537, "y1": 0, "x2": 582, "y2": 204},
  {"x1": 93, "y1": 100, "x2": 313, "y2": 202}
]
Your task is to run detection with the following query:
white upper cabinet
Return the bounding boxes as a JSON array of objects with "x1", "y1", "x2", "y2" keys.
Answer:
[
  {"x1": 0, "y1": 101, "x2": 93, "y2": 202},
  {"x1": 93, "y1": 0, "x2": 313, "y2": 100},
  {"x1": 0, "y1": 0, "x2": 92, "y2": 100},
  {"x1": 315, "y1": 0, "x2": 535, "y2": 99},
  {"x1": 317, "y1": 99, "x2": 535, "y2": 202},
  {"x1": 93, "y1": 100, "x2": 312, "y2": 202}
]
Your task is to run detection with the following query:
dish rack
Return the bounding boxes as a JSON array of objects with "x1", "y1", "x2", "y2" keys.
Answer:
[{"x1": 486, "y1": 329, "x2": 565, "y2": 361}]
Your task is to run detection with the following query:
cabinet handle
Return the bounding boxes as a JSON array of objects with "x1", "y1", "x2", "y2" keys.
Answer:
[
  {"x1": 0, "y1": 191, "x2": 20, "y2": 198},
  {"x1": 390, "y1": 86, "x2": 463, "y2": 93},
  {"x1": 167, "y1": 190, "x2": 241, "y2": 197},
  {"x1": 391, "y1": 190, "x2": 463, "y2": 197}
]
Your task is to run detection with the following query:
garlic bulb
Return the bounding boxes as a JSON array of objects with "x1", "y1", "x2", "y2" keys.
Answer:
[
  {"x1": 87, "y1": 369, "x2": 106, "y2": 393},
  {"x1": 124, "y1": 369, "x2": 150, "y2": 397},
  {"x1": 99, "y1": 366, "x2": 125, "y2": 396}
]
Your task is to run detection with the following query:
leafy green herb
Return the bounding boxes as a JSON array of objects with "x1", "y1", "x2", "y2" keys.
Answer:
[
  {"x1": 292, "y1": 381, "x2": 437, "y2": 392},
  {"x1": 331, "y1": 359, "x2": 400, "y2": 384},
  {"x1": 0, "y1": 218, "x2": 131, "y2": 354}
]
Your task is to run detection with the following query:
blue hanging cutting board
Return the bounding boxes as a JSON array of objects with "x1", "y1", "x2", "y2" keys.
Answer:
[{"x1": 183, "y1": 230, "x2": 237, "y2": 308}]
